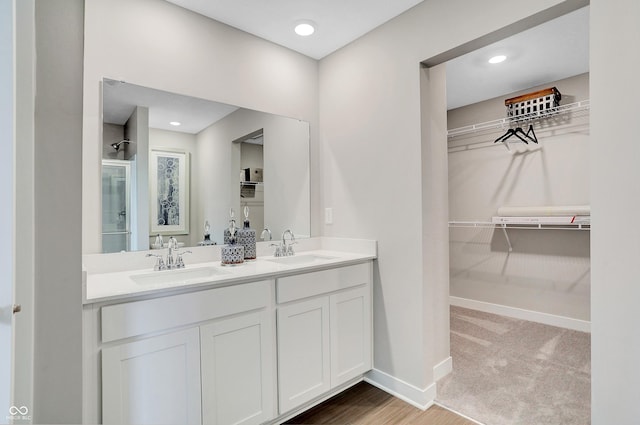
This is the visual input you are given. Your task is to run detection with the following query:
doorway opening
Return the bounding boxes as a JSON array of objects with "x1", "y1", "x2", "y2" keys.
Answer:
[{"x1": 423, "y1": 6, "x2": 591, "y2": 424}]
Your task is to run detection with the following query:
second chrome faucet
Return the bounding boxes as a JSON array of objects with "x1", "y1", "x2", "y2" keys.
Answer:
[
  {"x1": 146, "y1": 236, "x2": 191, "y2": 270},
  {"x1": 272, "y1": 229, "x2": 297, "y2": 257}
]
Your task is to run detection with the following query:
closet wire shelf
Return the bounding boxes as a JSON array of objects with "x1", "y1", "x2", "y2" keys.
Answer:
[
  {"x1": 448, "y1": 220, "x2": 591, "y2": 231},
  {"x1": 447, "y1": 99, "x2": 590, "y2": 139},
  {"x1": 450, "y1": 219, "x2": 590, "y2": 252}
]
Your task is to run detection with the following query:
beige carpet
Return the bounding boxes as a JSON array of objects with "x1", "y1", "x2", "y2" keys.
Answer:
[{"x1": 437, "y1": 306, "x2": 591, "y2": 425}]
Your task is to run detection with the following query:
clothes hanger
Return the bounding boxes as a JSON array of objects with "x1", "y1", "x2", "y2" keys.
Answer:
[
  {"x1": 514, "y1": 124, "x2": 538, "y2": 144},
  {"x1": 494, "y1": 124, "x2": 538, "y2": 145},
  {"x1": 494, "y1": 128, "x2": 528, "y2": 144}
]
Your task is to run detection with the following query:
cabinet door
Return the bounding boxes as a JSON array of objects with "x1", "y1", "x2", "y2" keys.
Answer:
[
  {"x1": 102, "y1": 328, "x2": 202, "y2": 425},
  {"x1": 330, "y1": 285, "x2": 372, "y2": 387},
  {"x1": 277, "y1": 297, "x2": 330, "y2": 413},
  {"x1": 200, "y1": 311, "x2": 275, "y2": 425}
]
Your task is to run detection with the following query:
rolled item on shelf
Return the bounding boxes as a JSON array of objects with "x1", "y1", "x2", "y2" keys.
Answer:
[{"x1": 496, "y1": 205, "x2": 590, "y2": 217}]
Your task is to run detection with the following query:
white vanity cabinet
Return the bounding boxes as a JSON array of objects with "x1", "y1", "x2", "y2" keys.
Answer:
[
  {"x1": 276, "y1": 263, "x2": 372, "y2": 414},
  {"x1": 200, "y1": 310, "x2": 274, "y2": 425},
  {"x1": 84, "y1": 250, "x2": 376, "y2": 425},
  {"x1": 277, "y1": 296, "x2": 331, "y2": 413},
  {"x1": 99, "y1": 281, "x2": 275, "y2": 425},
  {"x1": 102, "y1": 327, "x2": 203, "y2": 425}
]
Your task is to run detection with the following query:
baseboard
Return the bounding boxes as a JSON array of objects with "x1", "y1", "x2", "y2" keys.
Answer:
[
  {"x1": 435, "y1": 401, "x2": 486, "y2": 425},
  {"x1": 364, "y1": 368, "x2": 436, "y2": 410},
  {"x1": 450, "y1": 296, "x2": 591, "y2": 333},
  {"x1": 433, "y1": 356, "x2": 452, "y2": 381}
]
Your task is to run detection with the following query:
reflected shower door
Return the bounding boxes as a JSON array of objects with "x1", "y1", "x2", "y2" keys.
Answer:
[{"x1": 102, "y1": 160, "x2": 131, "y2": 253}]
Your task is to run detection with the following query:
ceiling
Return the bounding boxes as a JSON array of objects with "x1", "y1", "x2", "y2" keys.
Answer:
[
  {"x1": 104, "y1": 3, "x2": 589, "y2": 132},
  {"x1": 446, "y1": 6, "x2": 589, "y2": 109},
  {"x1": 164, "y1": 0, "x2": 425, "y2": 60},
  {"x1": 102, "y1": 78, "x2": 238, "y2": 134}
]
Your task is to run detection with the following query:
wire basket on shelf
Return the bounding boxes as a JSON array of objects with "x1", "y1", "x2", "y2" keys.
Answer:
[{"x1": 505, "y1": 87, "x2": 561, "y2": 121}]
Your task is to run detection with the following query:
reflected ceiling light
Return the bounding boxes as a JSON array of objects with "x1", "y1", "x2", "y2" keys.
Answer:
[
  {"x1": 488, "y1": 55, "x2": 507, "y2": 64},
  {"x1": 294, "y1": 21, "x2": 315, "y2": 36},
  {"x1": 169, "y1": 121, "x2": 181, "y2": 126}
]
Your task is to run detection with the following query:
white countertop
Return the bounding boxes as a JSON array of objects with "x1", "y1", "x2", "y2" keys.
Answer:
[{"x1": 83, "y1": 238, "x2": 376, "y2": 304}]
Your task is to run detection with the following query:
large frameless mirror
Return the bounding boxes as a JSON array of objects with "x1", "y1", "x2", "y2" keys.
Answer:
[{"x1": 98, "y1": 78, "x2": 311, "y2": 252}]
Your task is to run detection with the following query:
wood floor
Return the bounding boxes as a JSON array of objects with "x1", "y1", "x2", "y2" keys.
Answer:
[{"x1": 285, "y1": 382, "x2": 477, "y2": 425}]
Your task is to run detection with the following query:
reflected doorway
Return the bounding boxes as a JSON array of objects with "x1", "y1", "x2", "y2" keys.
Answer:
[{"x1": 238, "y1": 131, "x2": 265, "y2": 233}]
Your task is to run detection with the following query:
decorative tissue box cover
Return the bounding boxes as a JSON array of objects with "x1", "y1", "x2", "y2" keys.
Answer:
[{"x1": 221, "y1": 244, "x2": 244, "y2": 265}]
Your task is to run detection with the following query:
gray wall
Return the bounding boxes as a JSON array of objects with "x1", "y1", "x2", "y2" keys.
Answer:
[
  {"x1": 0, "y1": 0, "x2": 14, "y2": 416},
  {"x1": 591, "y1": 0, "x2": 640, "y2": 421},
  {"x1": 33, "y1": 0, "x2": 83, "y2": 423},
  {"x1": 14, "y1": 0, "x2": 35, "y2": 416},
  {"x1": 447, "y1": 73, "x2": 590, "y2": 324}
]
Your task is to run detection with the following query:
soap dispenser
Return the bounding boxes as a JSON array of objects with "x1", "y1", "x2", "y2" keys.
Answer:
[
  {"x1": 221, "y1": 219, "x2": 244, "y2": 266},
  {"x1": 223, "y1": 208, "x2": 235, "y2": 245},
  {"x1": 199, "y1": 220, "x2": 216, "y2": 246},
  {"x1": 236, "y1": 206, "x2": 257, "y2": 260}
]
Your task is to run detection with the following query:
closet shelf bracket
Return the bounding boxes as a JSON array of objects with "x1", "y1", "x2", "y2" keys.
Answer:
[{"x1": 500, "y1": 225, "x2": 513, "y2": 252}]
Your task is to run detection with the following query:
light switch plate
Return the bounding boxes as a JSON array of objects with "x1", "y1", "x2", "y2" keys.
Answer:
[{"x1": 325, "y1": 208, "x2": 333, "y2": 225}]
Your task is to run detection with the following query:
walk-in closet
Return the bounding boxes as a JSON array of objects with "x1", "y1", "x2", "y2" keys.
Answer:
[{"x1": 437, "y1": 6, "x2": 591, "y2": 424}]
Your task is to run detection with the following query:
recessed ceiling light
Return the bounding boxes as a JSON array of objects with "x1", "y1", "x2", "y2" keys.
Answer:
[
  {"x1": 488, "y1": 55, "x2": 507, "y2": 64},
  {"x1": 294, "y1": 21, "x2": 315, "y2": 36},
  {"x1": 169, "y1": 121, "x2": 181, "y2": 126}
]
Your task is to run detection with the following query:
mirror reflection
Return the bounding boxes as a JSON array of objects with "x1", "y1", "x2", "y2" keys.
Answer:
[{"x1": 101, "y1": 78, "x2": 311, "y2": 253}]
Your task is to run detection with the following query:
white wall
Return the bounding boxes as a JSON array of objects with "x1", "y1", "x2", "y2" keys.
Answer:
[
  {"x1": 448, "y1": 74, "x2": 590, "y2": 325},
  {"x1": 319, "y1": 0, "x2": 586, "y2": 406},
  {"x1": 83, "y1": 0, "x2": 319, "y2": 254},
  {"x1": 590, "y1": 0, "x2": 640, "y2": 422}
]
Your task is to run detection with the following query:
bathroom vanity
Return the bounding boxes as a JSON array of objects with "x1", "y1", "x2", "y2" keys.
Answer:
[{"x1": 82, "y1": 238, "x2": 376, "y2": 425}]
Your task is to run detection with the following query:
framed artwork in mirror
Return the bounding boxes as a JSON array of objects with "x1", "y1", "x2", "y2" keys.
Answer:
[{"x1": 150, "y1": 148, "x2": 190, "y2": 235}]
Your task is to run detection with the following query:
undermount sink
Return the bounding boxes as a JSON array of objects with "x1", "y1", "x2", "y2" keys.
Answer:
[
  {"x1": 131, "y1": 266, "x2": 227, "y2": 285},
  {"x1": 265, "y1": 254, "x2": 338, "y2": 266}
]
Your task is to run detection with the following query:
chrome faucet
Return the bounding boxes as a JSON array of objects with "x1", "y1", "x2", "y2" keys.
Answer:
[
  {"x1": 166, "y1": 237, "x2": 178, "y2": 269},
  {"x1": 146, "y1": 236, "x2": 191, "y2": 270},
  {"x1": 146, "y1": 253, "x2": 166, "y2": 271},
  {"x1": 166, "y1": 237, "x2": 192, "y2": 269},
  {"x1": 271, "y1": 229, "x2": 296, "y2": 257},
  {"x1": 175, "y1": 249, "x2": 192, "y2": 268},
  {"x1": 282, "y1": 229, "x2": 296, "y2": 256},
  {"x1": 261, "y1": 227, "x2": 272, "y2": 241}
]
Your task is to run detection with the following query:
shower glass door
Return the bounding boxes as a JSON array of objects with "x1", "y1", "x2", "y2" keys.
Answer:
[{"x1": 102, "y1": 160, "x2": 131, "y2": 252}]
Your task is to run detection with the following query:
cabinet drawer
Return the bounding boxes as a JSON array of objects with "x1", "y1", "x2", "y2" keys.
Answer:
[
  {"x1": 102, "y1": 280, "x2": 271, "y2": 343},
  {"x1": 276, "y1": 262, "x2": 371, "y2": 304}
]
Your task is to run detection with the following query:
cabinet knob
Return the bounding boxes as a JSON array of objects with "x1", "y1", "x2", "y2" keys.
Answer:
[{"x1": 12, "y1": 304, "x2": 22, "y2": 314}]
